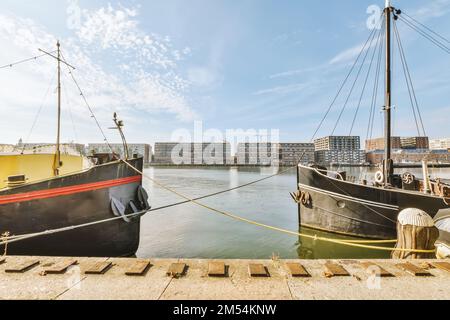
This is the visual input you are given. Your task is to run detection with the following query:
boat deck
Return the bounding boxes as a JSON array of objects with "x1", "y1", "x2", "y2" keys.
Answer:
[{"x1": 0, "y1": 256, "x2": 449, "y2": 300}]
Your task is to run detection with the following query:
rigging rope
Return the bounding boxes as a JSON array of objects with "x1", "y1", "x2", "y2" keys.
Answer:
[
  {"x1": 398, "y1": 15, "x2": 450, "y2": 54},
  {"x1": 367, "y1": 21, "x2": 385, "y2": 143},
  {"x1": 349, "y1": 18, "x2": 385, "y2": 136},
  {"x1": 119, "y1": 160, "x2": 433, "y2": 253},
  {"x1": 15, "y1": 68, "x2": 57, "y2": 154},
  {"x1": 312, "y1": 20, "x2": 381, "y2": 140},
  {"x1": 401, "y1": 11, "x2": 450, "y2": 45},
  {"x1": 60, "y1": 51, "x2": 114, "y2": 154},
  {"x1": 393, "y1": 20, "x2": 427, "y2": 137},
  {"x1": 0, "y1": 52, "x2": 55, "y2": 70},
  {"x1": 331, "y1": 23, "x2": 380, "y2": 135}
]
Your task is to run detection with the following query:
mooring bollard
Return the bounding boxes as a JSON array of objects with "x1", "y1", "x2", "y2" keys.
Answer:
[{"x1": 392, "y1": 208, "x2": 440, "y2": 260}]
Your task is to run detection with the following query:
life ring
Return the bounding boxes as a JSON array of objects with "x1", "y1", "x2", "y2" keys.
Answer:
[{"x1": 374, "y1": 171, "x2": 384, "y2": 185}]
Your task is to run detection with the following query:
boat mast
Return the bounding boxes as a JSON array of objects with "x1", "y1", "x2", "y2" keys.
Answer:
[
  {"x1": 383, "y1": 0, "x2": 394, "y2": 185},
  {"x1": 53, "y1": 41, "x2": 62, "y2": 176}
]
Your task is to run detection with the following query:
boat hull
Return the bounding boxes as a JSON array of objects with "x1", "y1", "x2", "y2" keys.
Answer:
[
  {"x1": 297, "y1": 165, "x2": 449, "y2": 239},
  {"x1": 0, "y1": 158, "x2": 146, "y2": 257}
]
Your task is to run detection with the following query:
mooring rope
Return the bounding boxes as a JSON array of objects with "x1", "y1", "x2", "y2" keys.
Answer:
[
  {"x1": 0, "y1": 161, "x2": 433, "y2": 253},
  {"x1": 121, "y1": 160, "x2": 435, "y2": 254}
]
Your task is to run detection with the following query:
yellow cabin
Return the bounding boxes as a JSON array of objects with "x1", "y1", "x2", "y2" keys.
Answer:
[{"x1": 0, "y1": 153, "x2": 88, "y2": 190}]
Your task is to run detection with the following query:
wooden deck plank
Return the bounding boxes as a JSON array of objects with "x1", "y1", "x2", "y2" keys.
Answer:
[
  {"x1": 85, "y1": 261, "x2": 112, "y2": 275},
  {"x1": 44, "y1": 260, "x2": 78, "y2": 275},
  {"x1": 5, "y1": 260, "x2": 40, "y2": 273},
  {"x1": 208, "y1": 262, "x2": 227, "y2": 277},
  {"x1": 324, "y1": 262, "x2": 350, "y2": 277},
  {"x1": 248, "y1": 264, "x2": 270, "y2": 277},
  {"x1": 396, "y1": 263, "x2": 432, "y2": 277},
  {"x1": 432, "y1": 262, "x2": 450, "y2": 273},
  {"x1": 125, "y1": 260, "x2": 151, "y2": 276},
  {"x1": 360, "y1": 262, "x2": 394, "y2": 277},
  {"x1": 167, "y1": 263, "x2": 187, "y2": 278},
  {"x1": 286, "y1": 263, "x2": 310, "y2": 277}
]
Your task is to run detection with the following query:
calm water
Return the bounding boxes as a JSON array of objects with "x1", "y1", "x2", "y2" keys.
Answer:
[{"x1": 136, "y1": 166, "x2": 450, "y2": 260}]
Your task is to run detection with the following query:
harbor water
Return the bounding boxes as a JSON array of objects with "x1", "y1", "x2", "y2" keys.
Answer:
[{"x1": 137, "y1": 166, "x2": 450, "y2": 260}]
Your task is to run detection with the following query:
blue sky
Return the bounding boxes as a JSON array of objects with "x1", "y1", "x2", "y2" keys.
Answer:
[{"x1": 0, "y1": 0, "x2": 449, "y2": 146}]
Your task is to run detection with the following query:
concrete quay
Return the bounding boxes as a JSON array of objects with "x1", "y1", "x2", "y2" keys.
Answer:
[{"x1": 0, "y1": 256, "x2": 449, "y2": 300}]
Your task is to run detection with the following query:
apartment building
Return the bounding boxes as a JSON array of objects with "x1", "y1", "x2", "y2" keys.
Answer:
[
  {"x1": 430, "y1": 138, "x2": 450, "y2": 150},
  {"x1": 366, "y1": 136, "x2": 429, "y2": 151},
  {"x1": 153, "y1": 142, "x2": 232, "y2": 165},
  {"x1": 314, "y1": 136, "x2": 365, "y2": 165}
]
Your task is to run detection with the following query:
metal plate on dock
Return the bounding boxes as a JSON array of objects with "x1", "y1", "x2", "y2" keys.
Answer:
[
  {"x1": 167, "y1": 263, "x2": 187, "y2": 278},
  {"x1": 324, "y1": 262, "x2": 350, "y2": 277},
  {"x1": 5, "y1": 260, "x2": 40, "y2": 273},
  {"x1": 248, "y1": 264, "x2": 270, "y2": 277},
  {"x1": 432, "y1": 262, "x2": 450, "y2": 273},
  {"x1": 44, "y1": 260, "x2": 78, "y2": 275},
  {"x1": 125, "y1": 260, "x2": 151, "y2": 276},
  {"x1": 396, "y1": 263, "x2": 432, "y2": 277},
  {"x1": 286, "y1": 263, "x2": 310, "y2": 277},
  {"x1": 208, "y1": 262, "x2": 227, "y2": 277},
  {"x1": 360, "y1": 262, "x2": 394, "y2": 277},
  {"x1": 85, "y1": 261, "x2": 112, "y2": 275}
]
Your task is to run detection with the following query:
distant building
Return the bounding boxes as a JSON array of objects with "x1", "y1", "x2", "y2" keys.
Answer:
[
  {"x1": 367, "y1": 149, "x2": 450, "y2": 165},
  {"x1": 153, "y1": 142, "x2": 232, "y2": 165},
  {"x1": 14, "y1": 143, "x2": 87, "y2": 156},
  {"x1": 315, "y1": 150, "x2": 366, "y2": 165},
  {"x1": 430, "y1": 138, "x2": 450, "y2": 150},
  {"x1": 314, "y1": 136, "x2": 365, "y2": 165},
  {"x1": 88, "y1": 143, "x2": 152, "y2": 164},
  {"x1": 278, "y1": 143, "x2": 315, "y2": 166},
  {"x1": 235, "y1": 143, "x2": 315, "y2": 166},
  {"x1": 366, "y1": 137, "x2": 402, "y2": 151},
  {"x1": 0, "y1": 144, "x2": 15, "y2": 153},
  {"x1": 366, "y1": 136, "x2": 429, "y2": 151},
  {"x1": 314, "y1": 136, "x2": 361, "y2": 152},
  {"x1": 236, "y1": 143, "x2": 279, "y2": 166}
]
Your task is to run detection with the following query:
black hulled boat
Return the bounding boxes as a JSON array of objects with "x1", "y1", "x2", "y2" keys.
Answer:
[
  {"x1": 293, "y1": 0, "x2": 450, "y2": 239},
  {"x1": 0, "y1": 42, "x2": 150, "y2": 257}
]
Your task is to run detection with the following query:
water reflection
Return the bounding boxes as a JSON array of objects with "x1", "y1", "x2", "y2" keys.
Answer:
[{"x1": 137, "y1": 166, "x2": 449, "y2": 260}]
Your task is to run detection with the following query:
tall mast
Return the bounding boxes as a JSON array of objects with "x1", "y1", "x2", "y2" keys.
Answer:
[
  {"x1": 53, "y1": 41, "x2": 62, "y2": 176},
  {"x1": 383, "y1": 0, "x2": 393, "y2": 185}
]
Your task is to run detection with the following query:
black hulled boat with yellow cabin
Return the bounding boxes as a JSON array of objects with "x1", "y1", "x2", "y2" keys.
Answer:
[{"x1": 0, "y1": 42, "x2": 150, "y2": 257}]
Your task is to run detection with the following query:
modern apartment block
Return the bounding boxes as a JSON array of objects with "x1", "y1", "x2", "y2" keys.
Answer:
[
  {"x1": 87, "y1": 143, "x2": 152, "y2": 164},
  {"x1": 236, "y1": 143, "x2": 279, "y2": 166},
  {"x1": 314, "y1": 136, "x2": 361, "y2": 151},
  {"x1": 153, "y1": 142, "x2": 232, "y2": 165},
  {"x1": 235, "y1": 143, "x2": 315, "y2": 166},
  {"x1": 430, "y1": 138, "x2": 450, "y2": 150},
  {"x1": 365, "y1": 136, "x2": 429, "y2": 151},
  {"x1": 314, "y1": 136, "x2": 365, "y2": 165},
  {"x1": 278, "y1": 143, "x2": 315, "y2": 166},
  {"x1": 366, "y1": 137, "x2": 402, "y2": 151},
  {"x1": 315, "y1": 150, "x2": 366, "y2": 165},
  {"x1": 366, "y1": 149, "x2": 450, "y2": 164}
]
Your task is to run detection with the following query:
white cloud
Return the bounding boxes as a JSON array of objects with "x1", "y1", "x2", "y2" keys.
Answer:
[
  {"x1": 329, "y1": 43, "x2": 366, "y2": 65},
  {"x1": 413, "y1": 0, "x2": 450, "y2": 20},
  {"x1": 187, "y1": 66, "x2": 221, "y2": 88},
  {"x1": 253, "y1": 83, "x2": 309, "y2": 96},
  {"x1": 0, "y1": 3, "x2": 196, "y2": 144}
]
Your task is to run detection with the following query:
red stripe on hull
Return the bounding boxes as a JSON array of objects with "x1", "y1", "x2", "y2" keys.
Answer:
[{"x1": 0, "y1": 176, "x2": 142, "y2": 205}]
